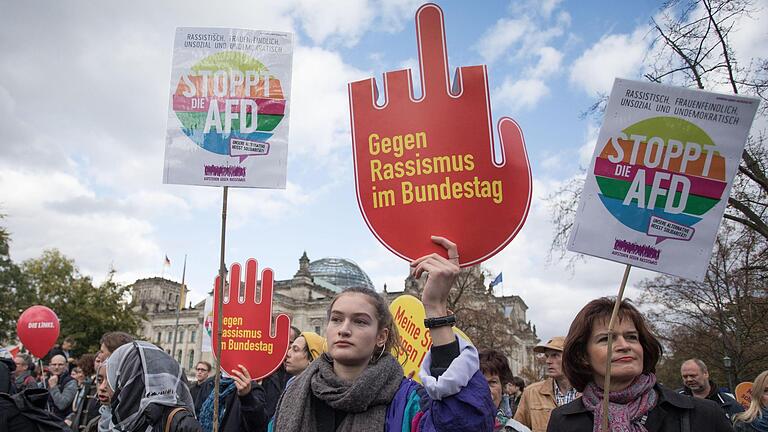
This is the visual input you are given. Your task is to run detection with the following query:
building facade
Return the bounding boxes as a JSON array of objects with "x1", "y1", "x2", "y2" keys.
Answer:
[{"x1": 131, "y1": 253, "x2": 539, "y2": 375}]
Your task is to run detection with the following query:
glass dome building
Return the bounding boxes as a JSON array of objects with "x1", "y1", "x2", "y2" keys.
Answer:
[{"x1": 309, "y1": 257, "x2": 375, "y2": 291}]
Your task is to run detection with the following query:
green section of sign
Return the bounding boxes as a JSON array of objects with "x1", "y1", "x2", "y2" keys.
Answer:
[
  {"x1": 622, "y1": 117, "x2": 715, "y2": 147},
  {"x1": 595, "y1": 176, "x2": 718, "y2": 215},
  {"x1": 191, "y1": 51, "x2": 269, "y2": 74},
  {"x1": 175, "y1": 112, "x2": 282, "y2": 132}
]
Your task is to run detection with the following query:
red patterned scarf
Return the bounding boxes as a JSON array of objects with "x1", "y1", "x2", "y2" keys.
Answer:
[{"x1": 582, "y1": 373, "x2": 658, "y2": 432}]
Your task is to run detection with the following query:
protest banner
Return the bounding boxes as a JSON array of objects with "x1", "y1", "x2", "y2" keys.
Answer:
[
  {"x1": 164, "y1": 27, "x2": 293, "y2": 188},
  {"x1": 163, "y1": 27, "x2": 294, "y2": 430},
  {"x1": 566, "y1": 78, "x2": 759, "y2": 429},
  {"x1": 16, "y1": 305, "x2": 59, "y2": 358},
  {"x1": 568, "y1": 78, "x2": 759, "y2": 281},
  {"x1": 349, "y1": 3, "x2": 531, "y2": 266},
  {"x1": 211, "y1": 259, "x2": 291, "y2": 381},
  {"x1": 390, "y1": 295, "x2": 470, "y2": 382},
  {"x1": 735, "y1": 381, "x2": 753, "y2": 410}
]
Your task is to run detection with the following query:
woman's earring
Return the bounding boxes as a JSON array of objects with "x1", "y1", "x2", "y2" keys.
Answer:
[{"x1": 375, "y1": 344, "x2": 386, "y2": 363}]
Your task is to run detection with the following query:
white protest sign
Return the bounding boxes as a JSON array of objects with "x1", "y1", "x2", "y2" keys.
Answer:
[
  {"x1": 163, "y1": 27, "x2": 293, "y2": 188},
  {"x1": 568, "y1": 78, "x2": 759, "y2": 280}
]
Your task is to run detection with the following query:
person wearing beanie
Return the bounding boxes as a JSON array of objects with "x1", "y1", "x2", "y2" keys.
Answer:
[{"x1": 285, "y1": 331, "x2": 326, "y2": 377}]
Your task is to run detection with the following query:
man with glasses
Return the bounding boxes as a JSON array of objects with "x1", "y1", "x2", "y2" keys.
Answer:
[
  {"x1": 46, "y1": 354, "x2": 77, "y2": 420},
  {"x1": 189, "y1": 361, "x2": 213, "y2": 416}
]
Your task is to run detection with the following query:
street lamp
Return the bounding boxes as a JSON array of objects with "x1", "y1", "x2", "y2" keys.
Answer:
[{"x1": 723, "y1": 355, "x2": 734, "y2": 391}]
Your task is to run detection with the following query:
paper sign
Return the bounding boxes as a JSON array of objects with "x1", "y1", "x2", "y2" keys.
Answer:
[
  {"x1": 735, "y1": 381, "x2": 753, "y2": 409},
  {"x1": 201, "y1": 296, "x2": 213, "y2": 353},
  {"x1": 349, "y1": 4, "x2": 531, "y2": 267},
  {"x1": 389, "y1": 295, "x2": 470, "y2": 383},
  {"x1": 568, "y1": 78, "x2": 759, "y2": 280},
  {"x1": 211, "y1": 259, "x2": 291, "y2": 380},
  {"x1": 164, "y1": 27, "x2": 293, "y2": 188}
]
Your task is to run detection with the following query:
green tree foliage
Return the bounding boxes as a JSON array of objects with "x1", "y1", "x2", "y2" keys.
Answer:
[
  {"x1": 0, "y1": 217, "x2": 34, "y2": 343},
  {"x1": 19, "y1": 250, "x2": 143, "y2": 356}
]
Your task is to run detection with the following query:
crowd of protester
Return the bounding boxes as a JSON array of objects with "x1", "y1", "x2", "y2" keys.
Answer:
[{"x1": 1, "y1": 240, "x2": 766, "y2": 432}]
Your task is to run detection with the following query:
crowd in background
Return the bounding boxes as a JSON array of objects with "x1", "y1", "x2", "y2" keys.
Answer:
[{"x1": 1, "y1": 254, "x2": 767, "y2": 432}]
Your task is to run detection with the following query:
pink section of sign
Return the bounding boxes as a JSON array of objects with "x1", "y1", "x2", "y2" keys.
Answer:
[
  {"x1": 594, "y1": 157, "x2": 726, "y2": 200},
  {"x1": 172, "y1": 95, "x2": 286, "y2": 115}
]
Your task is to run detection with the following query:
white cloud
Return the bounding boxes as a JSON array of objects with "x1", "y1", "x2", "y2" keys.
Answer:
[
  {"x1": 527, "y1": 46, "x2": 563, "y2": 77},
  {"x1": 289, "y1": 0, "x2": 374, "y2": 46},
  {"x1": 538, "y1": 0, "x2": 563, "y2": 18},
  {"x1": 0, "y1": 168, "x2": 163, "y2": 280},
  {"x1": 494, "y1": 78, "x2": 550, "y2": 111},
  {"x1": 289, "y1": 46, "x2": 370, "y2": 157},
  {"x1": 579, "y1": 122, "x2": 600, "y2": 168},
  {"x1": 730, "y1": 4, "x2": 768, "y2": 60},
  {"x1": 476, "y1": 18, "x2": 531, "y2": 63},
  {"x1": 569, "y1": 27, "x2": 650, "y2": 96},
  {"x1": 227, "y1": 181, "x2": 313, "y2": 228}
]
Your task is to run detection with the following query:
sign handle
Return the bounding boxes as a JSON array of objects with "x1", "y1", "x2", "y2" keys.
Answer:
[
  {"x1": 601, "y1": 263, "x2": 632, "y2": 432},
  {"x1": 213, "y1": 186, "x2": 229, "y2": 432}
]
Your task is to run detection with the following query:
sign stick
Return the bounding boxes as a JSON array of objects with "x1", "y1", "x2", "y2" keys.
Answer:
[
  {"x1": 213, "y1": 186, "x2": 229, "y2": 432},
  {"x1": 601, "y1": 263, "x2": 632, "y2": 432}
]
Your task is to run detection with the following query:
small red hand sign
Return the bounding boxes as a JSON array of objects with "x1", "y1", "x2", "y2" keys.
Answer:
[
  {"x1": 212, "y1": 259, "x2": 291, "y2": 380},
  {"x1": 349, "y1": 3, "x2": 532, "y2": 266}
]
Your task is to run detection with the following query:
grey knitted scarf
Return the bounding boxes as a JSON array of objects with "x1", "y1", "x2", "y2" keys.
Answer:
[{"x1": 273, "y1": 352, "x2": 404, "y2": 432}]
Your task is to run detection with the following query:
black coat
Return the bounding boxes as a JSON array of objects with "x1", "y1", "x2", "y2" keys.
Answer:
[
  {"x1": 547, "y1": 384, "x2": 734, "y2": 432},
  {"x1": 0, "y1": 389, "x2": 70, "y2": 432},
  {"x1": 218, "y1": 384, "x2": 269, "y2": 432},
  {"x1": 677, "y1": 381, "x2": 744, "y2": 421},
  {"x1": 1, "y1": 357, "x2": 16, "y2": 394},
  {"x1": 189, "y1": 377, "x2": 214, "y2": 416}
]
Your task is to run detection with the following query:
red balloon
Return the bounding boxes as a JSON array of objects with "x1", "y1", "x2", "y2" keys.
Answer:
[{"x1": 17, "y1": 305, "x2": 60, "y2": 358}]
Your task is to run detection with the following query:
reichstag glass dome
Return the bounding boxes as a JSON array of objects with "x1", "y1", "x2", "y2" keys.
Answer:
[{"x1": 309, "y1": 257, "x2": 375, "y2": 291}]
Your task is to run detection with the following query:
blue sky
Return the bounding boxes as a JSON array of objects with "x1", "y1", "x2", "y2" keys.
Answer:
[{"x1": 1, "y1": 0, "x2": 766, "y2": 342}]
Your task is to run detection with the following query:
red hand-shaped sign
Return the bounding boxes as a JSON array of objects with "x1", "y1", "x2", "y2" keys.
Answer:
[
  {"x1": 349, "y1": 3, "x2": 532, "y2": 266},
  {"x1": 212, "y1": 259, "x2": 291, "y2": 380}
]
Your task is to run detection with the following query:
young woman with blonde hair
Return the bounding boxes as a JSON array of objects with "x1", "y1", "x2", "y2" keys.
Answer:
[{"x1": 734, "y1": 370, "x2": 768, "y2": 432}]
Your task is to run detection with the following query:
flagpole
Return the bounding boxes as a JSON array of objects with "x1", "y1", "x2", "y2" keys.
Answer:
[
  {"x1": 171, "y1": 254, "x2": 187, "y2": 363},
  {"x1": 213, "y1": 186, "x2": 228, "y2": 432}
]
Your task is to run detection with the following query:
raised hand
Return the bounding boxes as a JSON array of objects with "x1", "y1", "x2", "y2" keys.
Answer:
[
  {"x1": 212, "y1": 259, "x2": 291, "y2": 381},
  {"x1": 411, "y1": 236, "x2": 459, "y2": 346},
  {"x1": 349, "y1": 3, "x2": 532, "y2": 267}
]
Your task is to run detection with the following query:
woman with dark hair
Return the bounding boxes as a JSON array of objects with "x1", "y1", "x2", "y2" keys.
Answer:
[
  {"x1": 547, "y1": 297, "x2": 733, "y2": 432},
  {"x1": 480, "y1": 349, "x2": 530, "y2": 432},
  {"x1": 269, "y1": 236, "x2": 495, "y2": 432}
]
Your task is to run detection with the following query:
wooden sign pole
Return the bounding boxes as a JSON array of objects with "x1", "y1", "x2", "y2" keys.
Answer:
[
  {"x1": 601, "y1": 264, "x2": 632, "y2": 432},
  {"x1": 212, "y1": 186, "x2": 229, "y2": 432}
]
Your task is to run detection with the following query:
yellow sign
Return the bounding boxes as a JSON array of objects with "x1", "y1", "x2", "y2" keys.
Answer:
[
  {"x1": 389, "y1": 295, "x2": 471, "y2": 383},
  {"x1": 735, "y1": 381, "x2": 753, "y2": 409}
]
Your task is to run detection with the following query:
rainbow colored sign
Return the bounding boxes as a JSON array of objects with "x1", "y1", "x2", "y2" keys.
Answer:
[
  {"x1": 569, "y1": 79, "x2": 758, "y2": 280},
  {"x1": 163, "y1": 28, "x2": 293, "y2": 188}
]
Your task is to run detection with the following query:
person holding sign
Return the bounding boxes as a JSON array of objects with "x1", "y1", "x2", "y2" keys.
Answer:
[
  {"x1": 733, "y1": 371, "x2": 768, "y2": 432},
  {"x1": 547, "y1": 298, "x2": 732, "y2": 432},
  {"x1": 269, "y1": 236, "x2": 495, "y2": 431}
]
